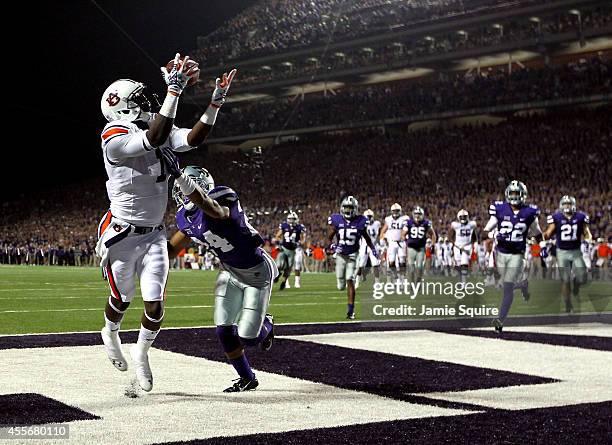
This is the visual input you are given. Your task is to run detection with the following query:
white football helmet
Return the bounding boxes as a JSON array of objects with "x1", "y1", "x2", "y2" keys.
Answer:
[
  {"x1": 413, "y1": 206, "x2": 425, "y2": 222},
  {"x1": 505, "y1": 180, "x2": 528, "y2": 206},
  {"x1": 341, "y1": 196, "x2": 359, "y2": 219},
  {"x1": 287, "y1": 211, "x2": 299, "y2": 226},
  {"x1": 390, "y1": 203, "x2": 402, "y2": 219},
  {"x1": 457, "y1": 209, "x2": 469, "y2": 224},
  {"x1": 172, "y1": 166, "x2": 215, "y2": 210},
  {"x1": 559, "y1": 195, "x2": 576, "y2": 216},
  {"x1": 100, "y1": 79, "x2": 159, "y2": 122},
  {"x1": 364, "y1": 209, "x2": 374, "y2": 222}
]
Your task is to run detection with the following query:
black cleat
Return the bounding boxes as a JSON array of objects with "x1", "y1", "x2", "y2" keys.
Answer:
[
  {"x1": 260, "y1": 314, "x2": 274, "y2": 352},
  {"x1": 565, "y1": 301, "x2": 574, "y2": 313},
  {"x1": 223, "y1": 376, "x2": 259, "y2": 393},
  {"x1": 273, "y1": 275, "x2": 280, "y2": 283},
  {"x1": 492, "y1": 318, "x2": 503, "y2": 334},
  {"x1": 279, "y1": 280, "x2": 286, "y2": 290},
  {"x1": 347, "y1": 312, "x2": 355, "y2": 320}
]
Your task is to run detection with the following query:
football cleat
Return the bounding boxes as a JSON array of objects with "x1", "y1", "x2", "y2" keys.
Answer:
[
  {"x1": 130, "y1": 345, "x2": 153, "y2": 392},
  {"x1": 279, "y1": 280, "x2": 286, "y2": 291},
  {"x1": 101, "y1": 327, "x2": 128, "y2": 372},
  {"x1": 260, "y1": 314, "x2": 274, "y2": 352},
  {"x1": 294, "y1": 282, "x2": 301, "y2": 289},
  {"x1": 224, "y1": 376, "x2": 259, "y2": 393},
  {"x1": 347, "y1": 312, "x2": 356, "y2": 320},
  {"x1": 492, "y1": 318, "x2": 503, "y2": 334},
  {"x1": 565, "y1": 301, "x2": 574, "y2": 314},
  {"x1": 520, "y1": 280, "x2": 530, "y2": 301},
  {"x1": 273, "y1": 275, "x2": 280, "y2": 283}
]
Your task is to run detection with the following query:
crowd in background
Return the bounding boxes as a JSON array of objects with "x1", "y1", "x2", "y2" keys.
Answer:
[
  {"x1": 2, "y1": 106, "x2": 609, "y2": 266},
  {"x1": 215, "y1": 55, "x2": 611, "y2": 136},
  {"x1": 193, "y1": 0, "x2": 556, "y2": 64},
  {"x1": 196, "y1": 5, "x2": 611, "y2": 87}
]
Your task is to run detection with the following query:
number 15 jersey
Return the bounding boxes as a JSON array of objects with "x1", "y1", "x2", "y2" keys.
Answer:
[{"x1": 328, "y1": 213, "x2": 368, "y2": 255}]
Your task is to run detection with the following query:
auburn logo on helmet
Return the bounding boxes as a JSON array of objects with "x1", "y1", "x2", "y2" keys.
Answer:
[{"x1": 106, "y1": 92, "x2": 120, "y2": 106}]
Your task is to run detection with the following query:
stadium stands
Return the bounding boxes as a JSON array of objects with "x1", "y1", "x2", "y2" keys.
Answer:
[{"x1": 2, "y1": 106, "x2": 610, "y2": 265}]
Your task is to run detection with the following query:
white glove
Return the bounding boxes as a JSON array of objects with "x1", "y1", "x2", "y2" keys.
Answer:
[
  {"x1": 200, "y1": 69, "x2": 237, "y2": 125},
  {"x1": 210, "y1": 68, "x2": 237, "y2": 108},
  {"x1": 160, "y1": 53, "x2": 197, "y2": 96}
]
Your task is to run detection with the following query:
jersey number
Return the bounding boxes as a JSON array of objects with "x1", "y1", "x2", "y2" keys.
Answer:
[
  {"x1": 410, "y1": 227, "x2": 425, "y2": 239},
  {"x1": 203, "y1": 231, "x2": 233, "y2": 252},
  {"x1": 499, "y1": 221, "x2": 527, "y2": 242},
  {"x1": 560, "y1": 224, "x2": 578, "y2": 241},
  {"x1": 284, "y1": 231, "x2": 297, "y2": 243},
  {"x1": 339, "y1": 228, "x2": 358, "y2": 246}
]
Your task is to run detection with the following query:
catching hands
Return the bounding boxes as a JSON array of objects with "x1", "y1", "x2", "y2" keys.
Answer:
[
  {"x1": 161, "y1": 53, "x2": 197, "y2": 96},
  {"x1": 210, "y1": 68, "x2": 237, "y2": 108}
]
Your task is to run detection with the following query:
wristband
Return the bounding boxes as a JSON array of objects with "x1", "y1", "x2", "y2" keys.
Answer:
[
  {"x1": 159, "y1": 93, "x2": 179, "y2": 119},
  {"x1": 175, "y1": 173, "x2": 196, "y2": 195},
  {"x1": 200, "y1": 104, "x2": 219, "y2": 126}
]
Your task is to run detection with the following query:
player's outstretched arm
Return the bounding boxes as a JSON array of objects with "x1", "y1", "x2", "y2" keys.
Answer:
[
  {"x1": 542, "y1": 222, "x2": 556, "y2": 240},
  {"x1": 186, "y1": 69, "x2": 238, "y2": 147},
  {"x1": 168, "y1": 230, "x2": 192, "y2": 260},
  {"x1": 148, "y1": 54, "x2": 195, "y2": 147},
  {"x1": 379, "y1": 223, "x2": 388, "y2": 242}
]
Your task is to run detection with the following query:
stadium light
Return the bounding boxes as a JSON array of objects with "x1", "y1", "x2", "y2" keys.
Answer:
[
  {"x1": 568, "y1": 9, "x2": 581, "y2": 16},
  {"x1": 529, "y1": 16, "x2": 540, "y2": 23},
  {"x1": 424, "y1": 35, "x2": 434, "y2": 42}
]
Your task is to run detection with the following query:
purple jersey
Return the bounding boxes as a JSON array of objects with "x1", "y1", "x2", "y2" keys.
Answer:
[
  {"x1": 489, "y1": 201, "x2": 540, "y2": 254},
  {"x1": 328, "y1": 213, "x2": 368, "y2": 255},
  {"x1": 403, "y1": 218, "x2": 432, "y2": 249},
  {"x1": 279, "y1": 222, "x2": 306, "y2": 250},
  {"x1": 548, "y1": 211, "x2": 589, "y2": 251},
  {"x1": 176, "y1": 186, "x2": 265, "y2": 269}
]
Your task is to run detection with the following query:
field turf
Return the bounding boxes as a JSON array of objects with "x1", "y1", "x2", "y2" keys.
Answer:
[{"x1": 0, "y1": 265, "x2": 609, "y2": 335}]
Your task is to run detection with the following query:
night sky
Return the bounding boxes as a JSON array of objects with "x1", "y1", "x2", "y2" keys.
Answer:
[{"x1": 8, "y1": 0, "x2": 254, "y2": 195}]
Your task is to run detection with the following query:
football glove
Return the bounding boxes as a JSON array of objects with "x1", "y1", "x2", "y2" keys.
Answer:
[
  {"x1": 161, "y1": 53, "x2": 193, "y2": 96},
  {"x1": 158, "y1": 147, "x2": 181, "y2": 178},
  {"x1": 210, "y1": 68, "x2": 237, "y2": 108}
]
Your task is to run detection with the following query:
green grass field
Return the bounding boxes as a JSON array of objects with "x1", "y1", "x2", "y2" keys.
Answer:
[{"x1": 0, "y1": 265, "x2": 610, "y2": 335}]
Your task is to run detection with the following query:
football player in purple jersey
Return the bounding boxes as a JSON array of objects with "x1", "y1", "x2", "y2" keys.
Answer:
[
  {"x1": 482, "y1": 180, "x2": 543, "y2": 333},
  {"x1": 274, "y1": 211, "x2": 306, "y2": 290},
  {"x1": 543, "y1": 195, "x2": 592, "y2": 312},
  {"x1": 401, "y1": 206, "x2": 437, "y2": 284},
  {"x1": 160, "y1": 152, "x2": 278, "y2": 393},
  {"x1": 327, "y1": 196, "x2": 378, "y2": 319}
]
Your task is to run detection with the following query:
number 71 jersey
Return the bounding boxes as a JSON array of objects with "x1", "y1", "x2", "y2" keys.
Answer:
[
  {"x1": 328, "y1": 213, "x2": 368, "y2": 255},
  {"x1": 490, "y1": 201, "x2": 540, "y2": 254}
]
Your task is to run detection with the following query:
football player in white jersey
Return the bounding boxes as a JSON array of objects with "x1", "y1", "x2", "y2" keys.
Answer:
[
  {"x1": 97, "y1": 54, "x2": 236, "y2": 392},
  {"x1": 356, "y1": 209, "x2": 381, "y2": 287},
  {"x1": 379, "y1": 203, "x2": 408, "y2": 280},
  {"x1": 449, "y1": 210, "x2": 477, "y2": 282}
]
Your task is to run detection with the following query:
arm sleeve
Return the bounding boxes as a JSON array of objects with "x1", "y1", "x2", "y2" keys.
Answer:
[
  {"x1": 483, "y1": 216, "x2": 498, "y2": 232},
  {"x1": 168, "y1": 127, "x2": 196, "y2": 153},
  {"x1": 103, "y1": 128, "x2": 153, "y2": 163}
]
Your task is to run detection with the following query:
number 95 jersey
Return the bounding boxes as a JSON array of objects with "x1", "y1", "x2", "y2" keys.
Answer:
[
  {"x1": 328, "y1": 213, "x2": 368, "y2": 256},
  {"x1": 489, "y1": 201, "x2": 540, "y2": 254}
]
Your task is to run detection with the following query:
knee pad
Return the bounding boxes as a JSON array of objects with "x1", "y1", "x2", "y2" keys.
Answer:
[
  {"x1": 144, "y1": 302, "x2": 164, "y2": 323},
  {"x1": 216, "y1": 325, "x2": 241, "y2": 353}
]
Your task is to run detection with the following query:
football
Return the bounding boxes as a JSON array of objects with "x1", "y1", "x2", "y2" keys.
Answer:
[{"x1": 165, "y1": 55, "x2": 200, "y2": 86}]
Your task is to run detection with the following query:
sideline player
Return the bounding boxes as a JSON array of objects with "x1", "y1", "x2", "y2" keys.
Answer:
[
  {"x1": 97, "y1": 54, "x2": 235, "y2": 391},
  {"x1": 328, "y1": 197, "x2": 378, "y2": 319},
  {"x1": 483, "y1": 180, "x2": 542, "y2": 333},
  {"x1": 543, "y1": 195, "x2": 592, "y2": 312},
  {"x1": 449, "y1": 209, "x2": 477, "y2": 282},
  {"x1": 165, "y1": 162, "x2": 277, "y2": 392}
]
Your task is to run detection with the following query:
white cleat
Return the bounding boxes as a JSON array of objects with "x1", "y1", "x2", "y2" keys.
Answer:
[
  {"x1": 285, "y1": 281, "x2": 291, "y2": 289},
  {"x1": 101, "y1": 327, "x2": 128, "y2": 372},
  {"x1": 294, "y1": 282, "x2": 301, "y2": 288},
  {"x1": 130, "y1": 344, "x2": 153, "y2": 392}
]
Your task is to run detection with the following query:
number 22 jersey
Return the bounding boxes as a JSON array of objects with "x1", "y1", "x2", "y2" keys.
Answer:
[{"x1": 489, "y1": 201, "x2": 540, "y2": 255}]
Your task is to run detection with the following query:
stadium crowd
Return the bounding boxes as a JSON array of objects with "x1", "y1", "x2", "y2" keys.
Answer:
[
  {"x1": 199, "y1": 5, "x2": 611, "y2": 87},
  {"x1": 2, "y1": 106, "x2": 609, "y2": 267},
  {"x1": 216, "y1": 56, "x2": 611, "y2": 136},
  {"x1": 194, "y1": 0, "x2": 562, "y2": 64}
]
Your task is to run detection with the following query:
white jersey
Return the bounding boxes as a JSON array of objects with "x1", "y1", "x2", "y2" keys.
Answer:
[
  {"x1": 101, "y1": 120, "x2": 194, "y2": 226},
  {"x1": 451, "y1": 220, "x2": 477, "y2": 248},
  {"x1": 366, "y1": 220, "x2": 381, "y2": 240},
  {"x1": 384, "y1": 215, "x2": 408, "y2": 242}
]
